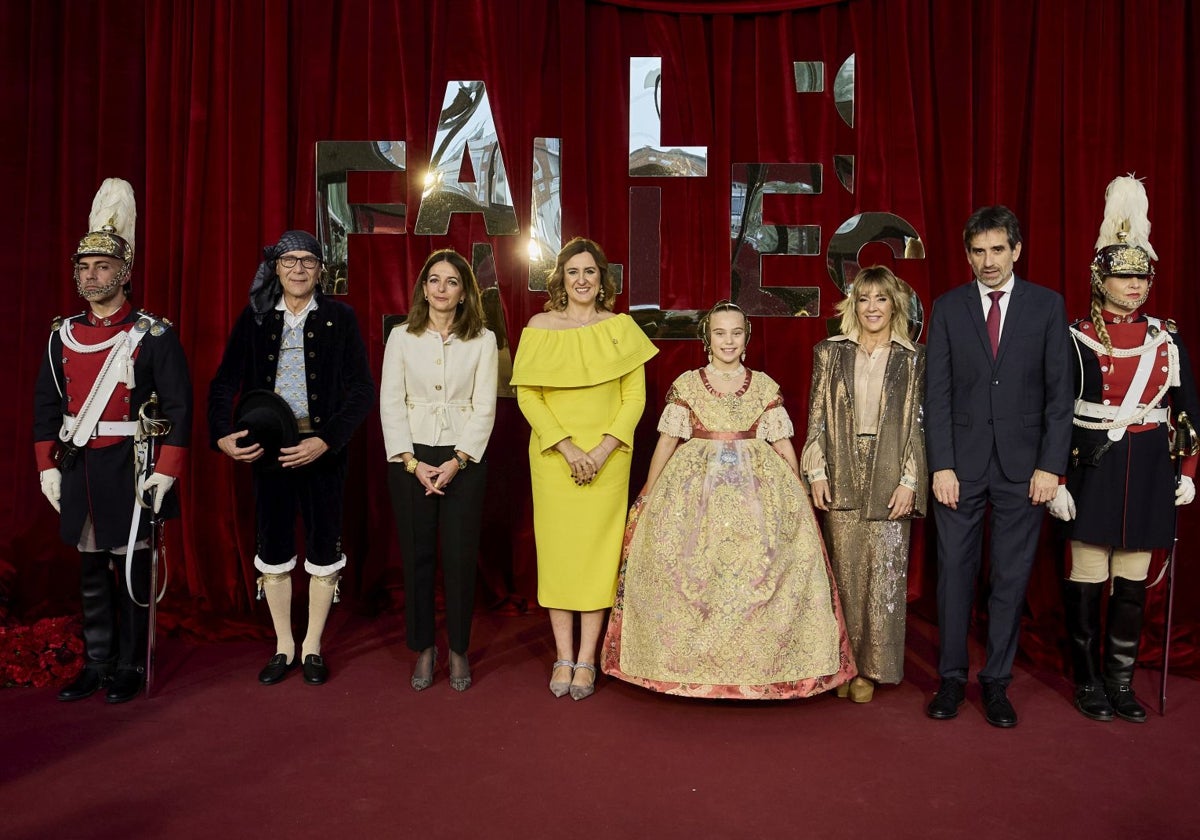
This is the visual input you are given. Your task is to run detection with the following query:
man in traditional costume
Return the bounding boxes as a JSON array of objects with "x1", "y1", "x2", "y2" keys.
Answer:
[
  {"x1": 1049, "y1": 175, "x2": 1198, "y2": 723},
  {"x1": 208, "y1": 230, "x2": 373, "y2": 686},
  {"x1": 34, "y1": 178, "x2": 192, "y2": 703}
]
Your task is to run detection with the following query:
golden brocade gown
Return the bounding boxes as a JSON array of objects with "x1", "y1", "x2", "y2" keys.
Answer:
[
  {"x1": 602, "y1": 369, "x2": 856, "y2": 699},
  {"x1": 510, "y1": 313, "x2": 658, "y2": 611}
]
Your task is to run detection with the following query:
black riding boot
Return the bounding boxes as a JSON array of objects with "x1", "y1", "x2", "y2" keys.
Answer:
[
  {"x1": 58, "y1": 552, "x2": 117, "y2": 701},
  {"x1": 1063, "y1": 580, "x2": 1113, "y2": 721},
  {"x1": 107, "y1": 548, "x2": 149, "y2": 704},
  {"x1": 1104, "y1": 576, "x2": 1147, "y2": 723}
]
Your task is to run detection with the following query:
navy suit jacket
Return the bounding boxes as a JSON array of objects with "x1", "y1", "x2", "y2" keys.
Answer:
[{"x1": 924, "y1": 276, "x2": 1072, "y2": 483}]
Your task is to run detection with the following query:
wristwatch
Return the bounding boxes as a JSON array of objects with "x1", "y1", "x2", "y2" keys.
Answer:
[
  {"x1": 405, "y1": 458, "x2": 419, "y2": 474},
  {"x1": 454, "y1": 453, "x2": 468, "y2": 470}
]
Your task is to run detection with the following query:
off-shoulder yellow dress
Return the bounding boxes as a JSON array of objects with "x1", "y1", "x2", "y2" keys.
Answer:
[{"x1": 510, "y1": 314, "x2": 658, "y2": 610}]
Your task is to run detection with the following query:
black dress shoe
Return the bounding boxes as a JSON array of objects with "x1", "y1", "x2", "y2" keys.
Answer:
[
  {"x1": 981, "y1": 682, "x2": 1018, "y2": 728},
  {"x1": 1073, "y1": 684, "x2": 1114, "y2": 722},
  {"x1": 105, "y1": 668, "x2": 145, "y2": 704},
  {"x1": 258, "y1": 653, "x2": 297, "y2": 685},
  {"x1": 58, "y1": 666, "x2": 109, "y2": 702},
  {"x1": 1105, "y1": 684, "x2": 1146, "y2": 723},
  {"x1": 302, "y1": 654, "x2": 329, "y2": 685},
  {"x1": 926, "y1": 679, "x2": 966, "y2": 719}
]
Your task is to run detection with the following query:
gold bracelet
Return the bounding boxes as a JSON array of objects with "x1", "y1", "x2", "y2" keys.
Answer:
[{"x1": 405, "y1": 458, "x2": 419, "y2": 474}]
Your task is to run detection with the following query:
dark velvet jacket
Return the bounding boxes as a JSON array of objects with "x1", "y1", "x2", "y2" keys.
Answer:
[{"x1": 207, "y1": 295, "x2": 374, "y2": 454}]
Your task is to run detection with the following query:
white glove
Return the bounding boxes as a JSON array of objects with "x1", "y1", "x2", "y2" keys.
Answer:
[
  {"x1": 39, "y1": 468, "x2": 62, "y2": 513},
  {"x1": 1046, "y1": 485, "x2": 1076, "y2": 521},
  {"x1": 139, "y1": 472, "x2": 176, "y2": 514},
  {"x1": 1176, "y1": 475, "x2": 1195, "y2": 506}
]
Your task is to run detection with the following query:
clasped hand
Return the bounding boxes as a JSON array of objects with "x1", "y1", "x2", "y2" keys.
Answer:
[
  {"x1": 412, "y1": 458, "x2": 461, "y2": 496},
  {"x1": 556, "y1": 439, "x2": 609, "y2": 486}
]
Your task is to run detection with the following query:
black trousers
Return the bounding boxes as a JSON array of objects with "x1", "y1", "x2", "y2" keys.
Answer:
[
  {"x1": 388, "y1": 444, "x2": 487, "y2": 654},
  {"x1": 933, "y1": 452, "x2": 1044, "y2": 686},
  {"x1": 253, "y1": 442, "x2": 348, "y2": 570}
]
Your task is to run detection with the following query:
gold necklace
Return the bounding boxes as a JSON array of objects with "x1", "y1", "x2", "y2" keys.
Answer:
[{"x1": 566, "y1": 310, "x2": 597, "y2": 327}]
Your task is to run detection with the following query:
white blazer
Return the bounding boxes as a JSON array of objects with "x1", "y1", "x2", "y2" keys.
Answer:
[{"x1": 380, "y1": 325, "x2": 498, "y2": 462}]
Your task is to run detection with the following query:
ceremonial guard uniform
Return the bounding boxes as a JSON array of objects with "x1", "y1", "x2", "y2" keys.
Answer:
[
  {"x1": 1050, "y1": 176, "x2": 1199, "y2": 723},
  {"x1": 34, "y1": 179, "x2": 192, "y2": 703},
  {"x1": 208, "y1": 230, "x2": 373, "y2": 686}
]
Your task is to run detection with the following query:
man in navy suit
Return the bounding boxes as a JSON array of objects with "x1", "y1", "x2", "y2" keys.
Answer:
[{"x1": 924, "y1": 206, "x2": 1072, "y2": 727}]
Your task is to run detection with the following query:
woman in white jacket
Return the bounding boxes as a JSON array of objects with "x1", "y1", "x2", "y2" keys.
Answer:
[{"x1": 381, "y1": 249, "x2": 498, "y2": 692}]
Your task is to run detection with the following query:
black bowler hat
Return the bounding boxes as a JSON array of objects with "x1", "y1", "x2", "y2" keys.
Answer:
[{"x1": 233, "y1": 390, "x2": 299, "y2": 469}]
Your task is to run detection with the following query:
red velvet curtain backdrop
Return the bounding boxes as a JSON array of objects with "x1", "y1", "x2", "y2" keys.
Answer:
[{"x1": 4, "y1": 0, "x2": 1199, "y2": 671}]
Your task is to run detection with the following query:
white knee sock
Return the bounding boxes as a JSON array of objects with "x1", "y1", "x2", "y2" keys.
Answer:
[
  {"x1": 260, "y1": 573, "x2": 294, "y2": 662},
  {"x1": 302, "y1": 574, "x2": 339, "y2": 659}
]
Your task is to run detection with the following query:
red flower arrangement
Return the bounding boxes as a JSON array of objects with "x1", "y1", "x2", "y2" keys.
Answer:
[{"x1": 0, "y1": 616, "x2": 85, "y2": 688}]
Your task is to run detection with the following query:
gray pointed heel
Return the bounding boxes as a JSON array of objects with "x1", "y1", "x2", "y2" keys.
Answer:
[
  {"x1": 570, "y1": 662, "x2": 597, "y2": 701},
  {"x1": 549, "y1": 659, "x2": 575, "y2": 697}
]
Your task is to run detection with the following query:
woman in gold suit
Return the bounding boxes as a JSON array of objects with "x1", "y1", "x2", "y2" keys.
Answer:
[
  {"x1": 802, "y1": 266, "x2": 927, "y2": 703},
  {"x1": 510, "y1": 237, "x2": 657, "y2": 700},
  {"x1": 602, "y1": 302, "x2": 855, "y2": 699}
]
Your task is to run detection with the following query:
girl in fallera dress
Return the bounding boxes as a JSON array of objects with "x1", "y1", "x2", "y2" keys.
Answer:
[
  {"x1": 510, "y1": 237, "x2": 657, "y2": 700},
  {"x1": 601, "y1": 301, "x2": 855, "y2": 699}
]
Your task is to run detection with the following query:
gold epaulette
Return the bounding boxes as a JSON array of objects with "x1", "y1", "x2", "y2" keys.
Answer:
[
  {"x1": 50, "y1": 315, "x2": 63, "y2": 331},
  {"x1": 137, "y1": 310, "x2": 173, "y2": 336},
  {"x1": 1164, "y1": 318, "x2": 1178, "y2": 334}
]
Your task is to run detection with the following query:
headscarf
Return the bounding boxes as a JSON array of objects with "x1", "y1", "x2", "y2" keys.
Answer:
[{"x1": 249, "y1": 230, "x2": 324, "y2": 322}]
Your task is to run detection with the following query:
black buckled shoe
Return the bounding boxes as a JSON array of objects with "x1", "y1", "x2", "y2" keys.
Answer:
[
  {"x1": 57, "y1": 666, "x2": 110, "y2": 702},
  {"x1": 302, "y1": 654, "x2": 329, "y2": 685},
  {"x1": 981, "y1": 682, "x2": 1018, "y2": 728},
  {"x1": 105, "y1": 667, "x2": 145, "y2": 704},
  {"x1": 926, "y1": 679, "x2": 966, "y2": 720},
  {"x1": 258, "y1": 653, "x2": 297, "y2": 686},
  {"x1": 1073, "y1": 684, "x2": 1115, "y2": 722},
  {"x1": 1106, "y1": 684, "x2": 1146, "y2": 723}
]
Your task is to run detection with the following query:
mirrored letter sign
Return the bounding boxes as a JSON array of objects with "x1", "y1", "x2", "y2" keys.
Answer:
[
  {"x1": 315, "y1": 140, "x2": 407, "y2": 294},
  {"x1": 826, "y1": 211, "x2": 926, "y2": 338},
  {"x1": 731, "y1": 163, "x2": 823, "y2": 318},
  {"x1": 413, "y1": 81, "x2": 520, "y2": 236},
  {"x1": 626, "y1": 187, "x2": 706, "y2": 339},
  {"x1": 629, "y1": 57, "x2": 708, "y2": 177},
  {"x1": 528, "y1": 137, "x2": 562, "y2": 291}
]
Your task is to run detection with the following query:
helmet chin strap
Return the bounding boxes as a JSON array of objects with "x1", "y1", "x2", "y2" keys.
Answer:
[
  {"x1": 75, "y1": 263, "x2": 130, "y2": 301},
  {"x1": 1097, "y1": 282, "x2": 1149, "y2": 314}
]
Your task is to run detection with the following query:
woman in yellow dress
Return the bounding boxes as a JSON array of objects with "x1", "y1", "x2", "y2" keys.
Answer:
[
  {"x1": 510, "y1": 237, "x2": 657, "y2": 700},
  {"x1": 601, "y1": 302, "x2": 855, "y2": 699}
]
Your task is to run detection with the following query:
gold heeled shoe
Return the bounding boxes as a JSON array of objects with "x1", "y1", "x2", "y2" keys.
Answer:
[
  {"x1": 549, "y1": 659, "x2": 574, "y2": 697},
  {"x1": 848, "y1": 676, "x2": 875, "y2": 703}
]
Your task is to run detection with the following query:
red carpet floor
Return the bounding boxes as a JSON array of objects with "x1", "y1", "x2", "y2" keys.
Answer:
[{"x1": 1, "y1": 611, "x2": 1196, "y2": 840}]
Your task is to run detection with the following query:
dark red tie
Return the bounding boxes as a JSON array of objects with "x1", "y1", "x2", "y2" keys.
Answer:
[{"x1": 986, "y1": 291, "x2": 1004, "y2": 357}]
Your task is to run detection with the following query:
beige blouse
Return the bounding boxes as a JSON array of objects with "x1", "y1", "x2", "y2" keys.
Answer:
[{"x1": 801, "y1": 333, "x2": 919, "y2": 489}]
